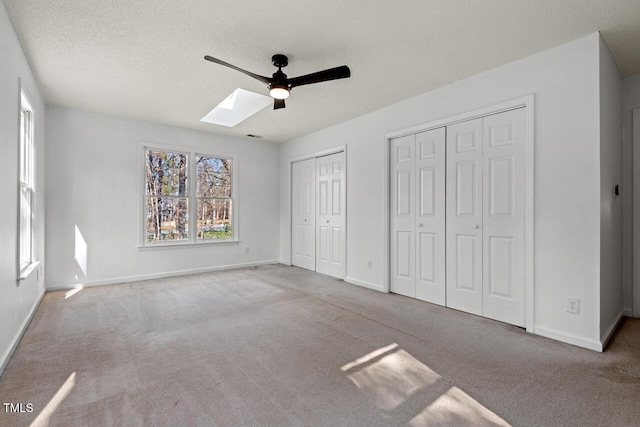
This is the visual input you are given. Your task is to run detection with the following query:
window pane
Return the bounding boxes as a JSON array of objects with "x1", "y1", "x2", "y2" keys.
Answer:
[
  {"x1": 145, "y1": 150, "x2": 188, "y2": 196},
  {"x1": 19, "y1": 94, "x2": 34, "y2": 268},
  {"x1": 19, "y1": 187, "x2": 32, "y2": 268},
  {"x1": 145, "y1": 197, "x2": 189, "y2": 242},
  {"x1": 20, "y1": 109, "x2": 26, "y2": 183},
  {"x1": 196, "y1": 156, "x2": 231, "y2": 197},
  {"x1": 197, "y1": 199, "x2": 232, "y2": 240}
]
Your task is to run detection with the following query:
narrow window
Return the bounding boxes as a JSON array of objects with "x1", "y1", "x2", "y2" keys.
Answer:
[
  {"x1": 19, "y1": 91, "x2": 35, "y2": 270},
  {"x1": 196, "y1": 156, "x2": 233, "y2": 240},
  {"x1": 144, "y1": 150, "x2": 189, "y2": 243}
]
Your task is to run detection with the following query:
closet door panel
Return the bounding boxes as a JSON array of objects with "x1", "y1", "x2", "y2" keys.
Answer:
[
  {"x1": 292, "y1": 161, "x2": 305, "y2": 268},
  {"x1": 316, "y1": 152, "x2": 346, "y2": 278},
  {"x1": 482, "y1": 108, "x2": 526, "y2": 327},
  {"x1": 446, "y1": 118, "x2": 483, "y2": 316},
  {"x1": 292, "y1": 158, "x2": 316, "y2": 270},
  {"x1": 415, "y1": 128, "x2": 446, "y2": 305},
  {"x1": 303, "y1": 159, "x2": 316, "y2": 270},
  {"x1": 390, "y1": 135, "x2": 416, "y2": 297}
]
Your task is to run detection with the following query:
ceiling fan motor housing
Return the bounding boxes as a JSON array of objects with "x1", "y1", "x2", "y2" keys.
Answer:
[{"x1": 272, "y1": 54, "x2": 288, "y2": 68}]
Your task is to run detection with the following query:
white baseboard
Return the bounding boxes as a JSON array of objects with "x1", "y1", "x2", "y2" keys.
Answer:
[
  {"x1": 534, "y1": 326, "x2": 603, "y2": 352},
  {"x1": 345, "y1": 277, "x2": 386, "y2": 293},
  {"x1": 46, "y1": 260, "x2": 281, "y2": 291},
  {"x1": 600, "y1": 309, "x2": 625, "y2": 350},
  {"x1": 0, "y1": 287, "x2": 45, "y2": 376},
  {"x1": 623, "y1": 308, "x2": 633, "y2": 317},
  {"x1": 279, "y1": 259, "x2": 292, "y2": 266}
]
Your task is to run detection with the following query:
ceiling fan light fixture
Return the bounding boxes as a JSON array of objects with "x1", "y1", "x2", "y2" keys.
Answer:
[
  {"x1": 204, "y1": 54, "x2": 351, "y2": 110},
  {"x1": 269, "y1": 86, "x2": 290, "y2": 99}
]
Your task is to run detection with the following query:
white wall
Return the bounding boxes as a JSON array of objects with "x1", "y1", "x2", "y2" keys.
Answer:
[
  {"x1": 45, "y1": 106, "x2": 280, "y2": 288},
  {"x1": 598, "y1": 37, "x2": 623, "y2": 340},
  {"x1": 0, "y1": 3, "x2": 46, "y2": 374},
  {"x1": 279, "y1": 34, "x2": 604, "y2": 349},
  {"x1": 622, "y1": 73, "x2": 640, "y2": 317}
]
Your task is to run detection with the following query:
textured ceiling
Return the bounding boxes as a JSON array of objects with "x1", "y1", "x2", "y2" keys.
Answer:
[{"x1": 4, "y1": 0, "x2": 640, "y2": 143}]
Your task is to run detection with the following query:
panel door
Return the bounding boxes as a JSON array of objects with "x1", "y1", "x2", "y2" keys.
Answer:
[
  {"x1": 446, "y1": 118, "x2": 483, "y2": 316},
  {"x1": 415, "y1": 128, "x2": 446, "y2": 305},
  {"x1": 291, "y1": 160, "x2": 305, "y2": 268},
  {"x1": 482, "y1": 108, "x2": 526, "y2": 327},
  {"x1": 316, "y1": 152, "x2": 346, "y2": 278},
  {"x1": 390, "y1": 135, "x2": 416, "y2": 297},
  {"x1": 291, "y1": 158, "x2": 316, "y2": 270}
]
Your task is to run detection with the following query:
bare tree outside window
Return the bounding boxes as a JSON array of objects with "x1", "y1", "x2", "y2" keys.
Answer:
[
  {"x1": 196, "y1": 156, "x2": 232, "y2": 240},
  {"x1": 143, "y1": 148, "x2": 235, "y2": 245},
  {"x1": 145, "y1": 150, "x2": 188, "y2": 242}
]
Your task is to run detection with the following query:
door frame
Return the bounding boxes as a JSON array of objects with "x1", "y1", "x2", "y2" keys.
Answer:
[
  {"x1": 289, "y1": 145, "x2": 347, "y2": 277},
  {"x1": 383, "y1": 94, "x2": 535, "y2": 332},
  {"x1": 633, "y1": 108, "x2": 640, "y2": 317}
]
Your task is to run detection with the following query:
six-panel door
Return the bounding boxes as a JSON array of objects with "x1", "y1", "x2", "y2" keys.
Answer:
[
  {"x1": 316, "y1": 152, "x2": 346, "y2": 278},
  {"x1": 482, "y1": 108, "x2": 525, "y2": 327},
  {"x1": 415, "y1": 129, "x2": 446, "y2": 305},
  {"x1": 391, "y1": 108, "x2": 526, "y2": 327},
  {"x1": 291, "y1": 158, "x2": 316, "y2": 271},
  {"x1": 390, "y1": 134, "x2": 416, "y2": 297},
  {"x1": 446, "y1": 118, "x2": 484, "y2": 316},
  {"x1": 390, "y1": 129, "x2": 446, "y2": 305}
]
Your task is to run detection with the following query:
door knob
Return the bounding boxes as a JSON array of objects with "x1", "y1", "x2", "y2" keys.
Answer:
[
  {"x1": 473, "y1": 224, "x2": 479, "y2": 229},
  {"x1": 418, "y1": 223, "x2": 423, "y2": 227},
  {"x1": 326, "y1": 220, "x2": 330, "y2": 223}
]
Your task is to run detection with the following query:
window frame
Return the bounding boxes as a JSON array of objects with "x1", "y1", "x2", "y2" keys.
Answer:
[
  {"x1": 18, "y1": 88, "x2": 36, "y2": 275},
  {"x1": 139, "y1": 143, "x2": 238, "y2": 248}
]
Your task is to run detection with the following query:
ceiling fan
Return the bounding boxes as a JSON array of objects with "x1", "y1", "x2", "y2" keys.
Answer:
[{"x1": 204, "y1": 54, "x2": 351, "y2": 110}]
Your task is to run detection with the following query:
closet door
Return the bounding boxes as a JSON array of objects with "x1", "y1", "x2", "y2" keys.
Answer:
[
  {"x1": 446, "y1": 118, "x2": 483, "y2": 316},
  {"x1": 482, "y1": 108, "x2": 526, "y2": 327},
  {"x1": 291, "y1": 158, "x2": 316, "y2": 270},
  {"x1": 390, "y1": 135, "x2": 416, "y2": 297},
  {"x1": 292, "y1": 161, "x2": 305, "y2": 268},
  {"x1": 415, "y1": 128, "x2": 446, "y2": 305},
  {"x1": 316, "y1": 152, "x2": 346, "y2": 278}
]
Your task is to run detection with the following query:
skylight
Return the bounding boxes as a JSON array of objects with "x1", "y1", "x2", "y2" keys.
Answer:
[{"x1": 200, "y1": 88, "x2": 272, "y2": 127}]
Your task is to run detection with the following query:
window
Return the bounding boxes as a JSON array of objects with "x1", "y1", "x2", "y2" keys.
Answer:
[
  {"x1": 19, "y1": 90, "x2": 35, "y2": 270},
  {"x1": 196, "y1": 155, "x2": 233, "y2": 240},
  {"x1": 144, "y1": 147, "x2": 235, "y2": 245},
  {"x1": 145, "y1": 150, "x2": 189, "y2": 242}
]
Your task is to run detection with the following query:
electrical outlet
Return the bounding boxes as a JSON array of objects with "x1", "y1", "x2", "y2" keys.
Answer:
[
  {"x1": 367, "y1": 260, "x2": 372, "y2": 269},
  {"x1": 566, "y1": 297, "x2": 580, "y2": 314},
  {"x1": 245, "y1": 246, "x2": 250, "y2": 254}
]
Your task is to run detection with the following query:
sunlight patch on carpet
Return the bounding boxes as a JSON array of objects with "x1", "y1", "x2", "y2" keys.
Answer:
[
  {"x1": 343, "y1": 343, "x2": 440, "y2": 410},
  {"x1": 410, "y1": 386, "x2": 511, "y2": 427},
  {"x1": 30, "y1": 371, "x2": 76, "y2": 427},
  {"x1": 64, "y1": 285, "x2": 84, "y2": 299}
]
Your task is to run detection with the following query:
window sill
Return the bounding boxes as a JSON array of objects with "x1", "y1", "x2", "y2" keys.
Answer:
[
  {"x1": 138, "y1": 240, "x2": 239, "y2": 251},
  {"x1": 19, "y1": 261, "x2": 40, "y2": 283}
]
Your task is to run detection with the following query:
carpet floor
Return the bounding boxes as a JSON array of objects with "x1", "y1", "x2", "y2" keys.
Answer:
[{"x1": 0, "y1": 264, "x2": 639, "y2": 426}]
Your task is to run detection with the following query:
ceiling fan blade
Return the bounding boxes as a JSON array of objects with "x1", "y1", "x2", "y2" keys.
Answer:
[
  {"x1": 204, "y1": 55, "x2": 272, "y2": 85},
  {"x1": 288, "y1": 65, "x2": 351, "y2": 88},
  {"x1": 274, "y1": 99, "x2": 286, "y2": 110}
]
